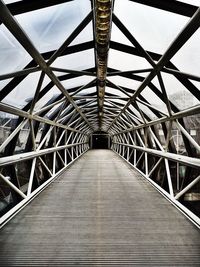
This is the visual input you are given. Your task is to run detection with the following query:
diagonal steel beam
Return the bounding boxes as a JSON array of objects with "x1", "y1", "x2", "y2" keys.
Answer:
[
  {"x1": 128, "y1": 0, "x2": 198, "y2": 18},
  {"x1": 0, "y1": 42, "x2": 94, "y2": 102},
  {"x1": 6, "y1": 0, "x2": 73, "y2": 16},
  {"x1": 51, "y1": 67, "x2": 96, "y2": 77},
  {"x1": 112, "y1": 104, "x2": 200, "y2": 135},
  {"x1": 0, "y1": 102, "x2": 84, "y2": 134},
  {"x1": 113, "y1": 13, "x2": 155, "y2": 67},
  {"x1": 107, "y1": 68, "x2": 153, "y2": 76},
  {"x1": 109, "y1": 42, "x2": 200, "y2": 98},
  {"x1": 47, "y1": 11, "x2": 93, "y2": 65},
  {"x1": 107, "y1": 7, "x2": 200, "y2": 132},
  {"x1": 0, "y1": 66, "x2": 41, "y2": 81},
  {"x1": 0, "y1": 1, "x2": 94, "y2": 132},
  {"x1": 162, "y1": 67, "x2": 200, "y2": 83}
]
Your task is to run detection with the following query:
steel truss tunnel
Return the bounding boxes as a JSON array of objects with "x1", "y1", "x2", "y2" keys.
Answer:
[{"x1": 0, "y1": 0, "x2": 200, "y2": 261}]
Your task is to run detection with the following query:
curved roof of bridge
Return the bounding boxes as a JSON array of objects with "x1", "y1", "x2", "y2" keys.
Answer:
[{"x1": 0, "y1": 0, "x2": 199, "y2": 136}]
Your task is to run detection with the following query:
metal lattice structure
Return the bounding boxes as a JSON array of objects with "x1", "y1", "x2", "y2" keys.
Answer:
[{"x1": 0, "y1": 0, "x2": 200, "y2": 227}]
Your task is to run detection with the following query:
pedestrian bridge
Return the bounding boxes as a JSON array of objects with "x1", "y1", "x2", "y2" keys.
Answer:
[
  {"x1": 0, "y1": 150, "x2": 200, "y2": 266},
  {"x1": 0, "y1": 0, "x2": 200, "y2": 266}
]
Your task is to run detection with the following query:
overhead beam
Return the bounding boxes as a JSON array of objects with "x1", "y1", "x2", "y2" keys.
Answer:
[
  {"x1": 0, "y1": 102, "x2": 84, "y2": 134},
  {"x1": 107, "y1": 68, "x2": 153, "y2": 76},
  {"x1": 112, "y1": 13, "x2": 155, "y2": 67},
  {"x1": 0, "y1": 44, "x2": 94, "y2": 101},
  {"x1": 0, "y1": 2, "x2": 94, "y2": 131},
  {"x1": 112, "y1": 104, "x2": 200, "y2": 135},
  {"x1": 93, "y1": 0, "x2": 113, "y2": 129},
  {"x1": 6, "y1": 0, "x2": 73, "y2": 16},
  {"x1": 51, "y1": 67, "x2": 96, "y2": 77},
  {"x1": 107, "y1": 8, "x2": 200, "y2": 131},
  {"x1": 107, "y1": 67, "x2": 179, "y2": 113},
  {"x1": 47, "y1": 11, "x2": 93, "y2": 65},
  {"x1": 0, "y1": 66, "x2": 41, "y2": 81},
  {"x1": 109, "y1": 43, "x2": 200, "y2": 99},
  {"x1": 129, "y1": 0, "x2": 198, "y2": 17},
  {"x1": 163, "y1": 67, "x2": 200, "y2": 83}
]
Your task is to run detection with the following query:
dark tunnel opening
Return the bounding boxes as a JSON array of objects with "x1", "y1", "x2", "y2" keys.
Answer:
[{"x1": 90, "y1": 131, "x2": 111, "y2": 149}]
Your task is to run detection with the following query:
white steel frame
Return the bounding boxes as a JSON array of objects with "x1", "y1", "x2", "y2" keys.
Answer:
[
  {"x1": 0, "y1": 0, "x2": 200, "y2": 228},
  {"x1": 111, "y1": 127, "x2": 200, "y2": 227}
]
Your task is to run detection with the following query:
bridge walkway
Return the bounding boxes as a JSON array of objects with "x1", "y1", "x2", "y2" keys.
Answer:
[{"x1": 0, "y1": 150, "x2": 200, "y2": 266}]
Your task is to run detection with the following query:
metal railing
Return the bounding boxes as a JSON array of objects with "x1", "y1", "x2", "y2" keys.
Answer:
[{"x1": 111, "y1": 128, "x2": 200, "y2": 228}]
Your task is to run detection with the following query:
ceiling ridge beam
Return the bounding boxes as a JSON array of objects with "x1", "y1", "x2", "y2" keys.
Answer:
[{"x1": 93, "y1": 0, "x2": 114, "y2": 129}]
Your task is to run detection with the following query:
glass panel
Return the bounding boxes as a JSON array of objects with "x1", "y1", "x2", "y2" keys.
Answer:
[
  {"x1": 15, "y1": 160, "x2": 32, "y2": 191},
  {"x1": 111, "y1": 24, "x2": 132, "y2": 46},
  {"x1": 14, "y1": 120, "x2": 31, "y2": 154},
  {"x1": 114, "y1": 0, "x2": 188, "y2": 54},
  {"x1": 137, "y1": 101, "x2": 159, "y2": 120},
  {"x1": 104, "y1": 101, "x2": 114, "y2": 107},
  {"x1": 60, "y1": 76, "x2": 95, "y2": 91},
  {"x1": 107, "y1": 98, "x2": 127, "y2": 106},
  {"x1": 33, "y1": 85, "x2": 61, "y2": 112},
  {"x1": 0, "y1": 112, "x2": 18, "y2": 155},
  {"x1": 0, "y1": 167, "x2": 14, "y2": 215},
  {"x1": 4, "y1": 0, "x2": 19, "y2": 3},
  {"x1": 161, "y1": 73, "x2": 199, "y2": 110},
  {"x1": 189, "y1": 80, "x2": 200, "y2": 91},
  {"x1": 171, "y1": 29, "x2": 200, "y2": 77},
  {"x1": 183, "y1": 115, "x2": 200, "y2": 148},
  {"x1": 153, "y1": 123, "x2": 166, "y2": 147},
  {"x1": 0, "y1": 25, "x2": 32, "y2": 75},
  {"x1": 171, "y1": 122, "x2": 187, "y2": 155},
  {"x1": 59, "y1": 104, "x2": 73, "y2": 118},
  {"x1": 108, "y1": 49, "x2": 152, "y2": 71},
  {"x1": 151, "y1": 76, "x2": 162, "y2": 92},
  {"x1": 52, "y1": 49, "x2": 95, "y2": 70},
  {"x1": 0, "y1": 79, "x2": 12, "y2": 92},
  {"x1": 108, "y1": 76, "x2": 141, "y2": 91},
  {"x1": 139, "y1": 87, "x2": 169, "y2": 114},
  {"x1": 75, "y1": 86, "x2": 96, "y2": 96},
  {"x1": 35, "y1": 158, "x2": 51, "y2": 186},
  {"x1": 0, "y1": 112, "x2": 17, "y2": 128},
  {"x1": 70, "y1": 22, "x2": 93, "y2": 46},
  {"x1": 14, "y1": 0, "x2": 91, "y2": 53},
  {"x1": 41, "y1": 74, "x2": 53, "y2": 88},
  {"x1": 106, "y1": 86, "x2": 127, "y2": 97},
  {"x1": 35, "y1": 123, "x2": 44, "y2": 148},
  {"x1": 45, "y1": 102, "x2": 64, "y2": 118},
  {"x1": 129, "y1": 105, "x2": 143, "y2": 121},
  {"x1": 1, "y1": 72, "x2": 42, "y2": 108},
  {"x1": 178, "y1": 0, "x2": 199, "y2": 5}
]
